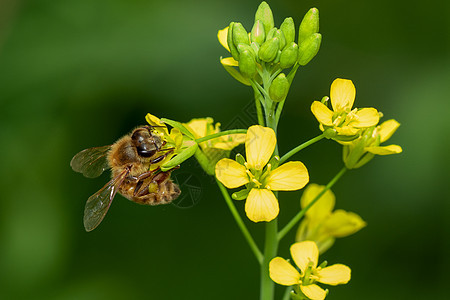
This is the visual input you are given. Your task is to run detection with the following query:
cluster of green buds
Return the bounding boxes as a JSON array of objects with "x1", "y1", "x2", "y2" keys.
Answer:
[{"x1": 219, "y1": 1, "x2": 321, "y2": 106}]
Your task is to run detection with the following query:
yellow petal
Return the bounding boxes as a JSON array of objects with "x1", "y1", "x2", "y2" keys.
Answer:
[
  {"x1": 215, "y1": 158, "x2": 249, "y2": 189},
  {"x1": 184, "y1": 118, "x2": 214, "y2": 139},
  {"x1": 265, "y1": 161, "x2": 309, "y2": 191},
  {"x1": 300, "y1": 284, "x2": 327, "y2": 300},
  {"x1": 269, "y1": 257, "x2": 301, "y2": 286},
  {"x1": 365, "y1": 144, "x2": 402, "y2": 155},
  {"x1": 246, "y1": 125, "x2": 276, "y2": 170},
  {"x1": 245, "y1": 189, "x2": 279, "y2": 222},
  {"x1": 335, "y1": 125, "x2": 359, "y2": 136},
  {"x1": 213, "y1": 134, "x2": 246, "y2": 150},
  {"x1": 220, "y1": 56, "x2": 239, "y2": 67},
  {"x1": 351, "y1": 108, "x2": 380, "y2": 128},
  {"x1": 317, "y1": 264, "x2": 351, "y2": 285},
  {"x1": 378, "y1": 119, "x2": 400, "y2": 143},
  {"x1": 290, "y1": 241, "x2": 319, "y2": 273},
  {"x1": 217, "y1": 27, "x2": 230, "y2": 52},
  {"x1": 311, "y1": 101, "x2": 333, "y2": 126},
  {"x1": 145, "y1": 113, "x2": 169, "y2": 135},
  {"x1": 323, "y1": 209, "x2": 366, "y2": 238},
  {"x1": 330, "y1": 78, "x2": 356, "y2": 112},
  {"x1": 300, "y1": 184, "x2": 335, "y2": 223},
  {"x1": 220, "y1": 58, "x2": 251, "y2": 86}
]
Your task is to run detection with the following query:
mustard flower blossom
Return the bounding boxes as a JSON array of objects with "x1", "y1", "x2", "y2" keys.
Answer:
[
  {"x1": 215, "y1": 125, "x2": 309, "y2": 222},
  {"x1": 311, "y1": 78, "x2": 380, "y2": 138},
  {"x1": 270, "y1": 241, "x2": 351, "y2": 300},
  {"x1": 343, "y1": 119, "x2": 402, "y2": 169},
  {"x1": 296, "y1": 184, "x2": 366, "y2": 254}
]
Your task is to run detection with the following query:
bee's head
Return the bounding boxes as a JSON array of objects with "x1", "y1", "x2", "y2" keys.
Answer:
[{"x1": 131, "y1": 127, "x2": 162, "y2": 158}]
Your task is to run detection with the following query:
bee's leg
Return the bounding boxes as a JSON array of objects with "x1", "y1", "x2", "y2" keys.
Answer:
[
  {"x1": 135, "y1": 172, "x2": 171, "y2": 197},
  {"x1": 150, "y1": 149, "x2": 174, "y2": 164}
]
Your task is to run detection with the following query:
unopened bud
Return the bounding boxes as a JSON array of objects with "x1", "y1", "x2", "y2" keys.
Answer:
[
  {"x1": 237, "y1": 43, "x2": 256, "y2": 58},
  {"x1": 232, "y1": 188, "x2": 250, "y2": 200},
  {"x1": 254, "y1": 1, "x2": 274, "y2": 37},
  {"x1": 297, "y1": 33, "x2": 321, "y2": 66},
  {"x1": 274, "y1": 29, "x2": 286, "y2": 50},
  {"x1": 227, "y1": 22, "x2": 240, "y2": 61},
  {"x1": 280, "y1": 17, "x2": 295, "y2": 45},
  {"x1": 251, "y1": 20, "x2": 266, "y2": 45},
  {"x1": 259, "y1": 37, "x2": 279, "y2": 62},
  {"x1": 266, "y1": 27, "x2": 277, "y2": 40},
  {"x1": 298, "y1": 8, "x2": 319, "y2": 45},
  {"x1": 279, "y1": 42, "x2": 299, "y2": 68},
  {"x1": 269, "y1": 73, "x2": 289, "y2": 102},
  {"x1": 233, "y1": 22, "x2": 250, "y2": 46},
  {"x1": 239, "y1": 50, "x2": 257, "y2": 79}
]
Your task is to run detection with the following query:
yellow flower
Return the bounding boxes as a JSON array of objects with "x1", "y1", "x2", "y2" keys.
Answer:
[
  {"x1": 217, "y1": 27, "x2": 252, "y2": 86},
  {"x1": 215, "y1": 125, "x2": 309, "y2": 222},
  {"x1": 296, "y1": 184, "x2": 366, "y2": 253},
  {"x1": 343, "y1": 119, "x2": 402, "y2": 169},
  {"x1": 184, "y1": 117, "x2": 245, "y2": 151},
  {"x1": 311, "y1": 78, "x2": 380, "y2": 138},
  {"x1": 270, "y1": 241, "x2": 351, "y2": 300}
]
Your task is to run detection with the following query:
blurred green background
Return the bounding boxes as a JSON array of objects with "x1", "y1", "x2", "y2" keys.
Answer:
[{"x1": 0, "y1": 0, "x2": 449, "y2": 299}]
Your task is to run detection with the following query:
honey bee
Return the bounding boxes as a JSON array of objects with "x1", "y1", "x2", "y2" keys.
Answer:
[{"x1": 71, "y1": 126, "x2": 181, "y2": 232}]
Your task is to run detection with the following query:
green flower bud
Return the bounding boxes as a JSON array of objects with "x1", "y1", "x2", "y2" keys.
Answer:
[
  {"x1": 227, "y1": 22, "x2": 240, "y2": 61},
  {"x1": 274, "y1": 29, "x2": 286, "y2": 50},
  {"x1": 237, "y1": 43, "x2": 256, "y2": 58},
  {"x1": 251, "y1": 20, "x2": 266, "y2": 45},
  {"x1": 161, "y1": 141, "x2": 198, "y2": 171},
  {"x1": 259, "y1": 37, "x2": 279, "y2": 62},
  {"x1": 297, "y1": 33, "x2": 322, "y2": 66},
  {"x1": 273, "y1": 49, "x2": 282, "y2": 64},
  {"x1": 344, "y1": 127, "x2": 375, "y2": 169},
  {"x1": 269, "y1": 73, "x2": 289, "y2": 102},
  {"x1": 254, "y1": 1, "x2": 274, "y2": 37},
  {"x1": 233, "y1": 22, "x2": 250, "y2": 46},
  {"x1": 279, "y1": 42, "x2": 298, "y2": 69},
  {"x1": 280, "y1": 17, "x2": 295, "y2": 45},
  {"x1": 236, "y1": 153, "x2": 246, "y2": 165},
  {"x1": 239, "y1": 49, "x2": 257, "y2": 79},
  {"x1": 232, "y1": 188, "x2": 250, "y2": 200},
  {"x1": 266, "y1": 27, "x2": 277, "y2": 40},
  {"x1": 298, "y1": 8, "x2": 319, "y2": 45}
]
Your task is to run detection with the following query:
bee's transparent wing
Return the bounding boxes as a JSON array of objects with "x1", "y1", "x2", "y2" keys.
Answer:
[
  {"x1": 83, "y1": 169, "x2": 129, "y2": 232},
  {"x1": 70, "y1": 145, "x2": 111, "y2": 178}
]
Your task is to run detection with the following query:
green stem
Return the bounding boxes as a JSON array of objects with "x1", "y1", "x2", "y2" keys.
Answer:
[
  {"x1": 195, "y1": 129, "x2": 247, "y2": 144},
  {"x1": 260, "y1": 219, "x2": 278, "y2": 300},
  {"x1": 277, "y1": 167, "x2": 348, "y2": 241},
  {"x1": 282, "y1": 286, "x2": 292, "y2": 300},
  {"x1": 279, "y1": 134, "x2": 326, "y2": 164},
  {"x1": 216, "y1": 179, "x2": 263, "y2": 264}
]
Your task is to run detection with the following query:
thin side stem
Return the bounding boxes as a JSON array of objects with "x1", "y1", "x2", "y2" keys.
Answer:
[
  {"x1": 216, "y1": 179, "x2": 263, "y2": 264},
  {"x1": 279, "y1": 134, "x2": 325, "y2": 164},
  {"x1": 282, "y1": 286, "x2": 292, "y2": 300},
  {"x1": 195, "y1": 129, "x2": 247, "y2": 144},
  {"x1": 277, "y1": 167, "x2": 348, "y2": 241}
]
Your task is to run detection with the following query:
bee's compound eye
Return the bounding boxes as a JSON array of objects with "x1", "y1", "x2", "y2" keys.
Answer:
[{"x1": 137, "y1": 147, "x2": 156, "y2": 158}]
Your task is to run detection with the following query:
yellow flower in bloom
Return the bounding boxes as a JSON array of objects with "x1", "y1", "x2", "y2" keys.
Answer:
[
  {"x1": 311, "y1": 78, "x2": 380, "y2": 137},
  {"x1": 296, "y1": 184, "x2": 366, "y2": 254},
  {"x1": 343, "y1": 119, "x2": 402, "y2": 169},
  {"x1": 184, "y1": 117, "x2": 245, "y2": 151},
  {"x1": 270, "y1": 241, "x2": 351, "y2": 300},
  {"x1": 215, "y1": 125, "x2": 309, "y2": 222},
  {"x1": 217, "y1": 27, "x2": 252, "y2": 86}
]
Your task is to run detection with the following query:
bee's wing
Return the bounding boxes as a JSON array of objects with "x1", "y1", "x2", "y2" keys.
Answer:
[
  {"x1": 70, "y1": 145, "x2": 111, "y2": 178},
  {"x1": 83, "y1": 169, "x2": 129, "y2": 232}
]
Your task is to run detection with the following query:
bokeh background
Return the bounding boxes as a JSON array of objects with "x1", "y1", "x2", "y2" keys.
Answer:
[{"x1": 0, "y1": 0, "x2": 449, "y2": 299}]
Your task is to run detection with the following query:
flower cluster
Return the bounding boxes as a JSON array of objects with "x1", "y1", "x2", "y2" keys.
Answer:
[
  {"x1": 311, "y1": 78, "x2": 402, "y2": 168},
  {"x1": 215, "y1": 125, "x2": 309, "y2": 222}
]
